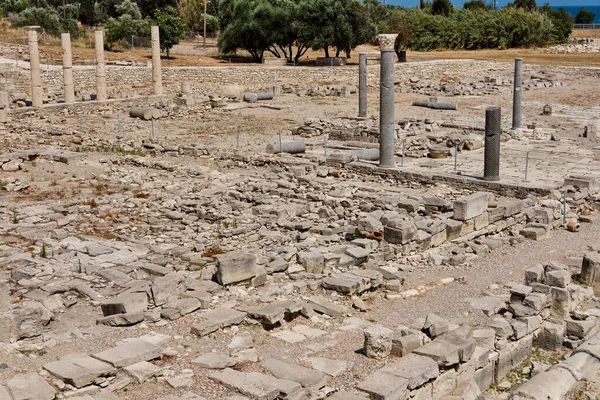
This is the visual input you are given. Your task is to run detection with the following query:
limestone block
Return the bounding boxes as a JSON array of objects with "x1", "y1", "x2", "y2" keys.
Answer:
[
  {"x1": 453, "y1": 193, "x2": 491, "y2": 221},
  {"x1": 363, "y1": 324, "x2": 393, "y2": 359},
  {"x1": 216, "y1": 251, "x2": 258, "y2": 285}
]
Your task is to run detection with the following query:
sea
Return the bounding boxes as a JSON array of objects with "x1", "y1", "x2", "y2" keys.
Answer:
[{"x1": 553, "y1": 6, "x2": 600, "y2": 24}]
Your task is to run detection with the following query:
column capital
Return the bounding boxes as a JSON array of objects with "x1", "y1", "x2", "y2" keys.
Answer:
[{"x1": 378, "y1": 34, "x2": 398, "y2": 52}]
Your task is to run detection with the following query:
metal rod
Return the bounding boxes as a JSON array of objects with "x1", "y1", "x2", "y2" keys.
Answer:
[
  {"x1": 117, "y1": 115, "x2": 121, "y2": 135},
  {"x1": 563, "y1": 191, "x2": 567, "y2": 224},
  {"x1": 13, "y1": 104, "x2": 16, "y2": 122},
  {"x1": 279, "y1": 129, "x2": 282, "y2": 152},
  {"x1": 324, "y1": 136, "x2": 327, "y2": 156},
  {"x1": 151, "y1": 117, "x2": 155, "y2": 139},
  {"x1": 194, "y1": 121, "x2": 197, "y2": 144},
  {"x1": 79, "y1": 115, "x2": 82, "y2": 133},
  {"x1": 29, "y1": 109, "x2": 32, "y2": 128},
  {"x1": 525, "y1": 151, "x2": 530, "y2": 181},
  {"x1": 401, "y1": 139, "x2": 405, "y2": 166},
  {"x1": 236, "y1": 126, "x2": 240, "y2": 148},
  {"x1": 454, "y1": 145, "x2": 458, "y2": 171}
]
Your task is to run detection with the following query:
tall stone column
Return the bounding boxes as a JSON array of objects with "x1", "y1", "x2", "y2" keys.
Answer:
[
  {"x1": 151, "y1": 26, "x2": 163, "y2": 96},
  {"x1": 95, "y1": 31, "x2": 107, "y2": 101},
  {"x1": 484, "y1": 106, "x2": 501, "y2": 181},
  {"x1": 61, "y1": 33, "x2": 75, "y2": 104},
  {"x1": 359, "y1": 52, "x2": 367, "y2": 118},
  {"x1": 28, "y1": 30, "x2": 43, "y2": 107},
  {"x1": 512, "y1": 58, "x2": 523, "y2": 130},
  {"x1": 378, "y1": 34, "x2": 398, "y2": 168}
]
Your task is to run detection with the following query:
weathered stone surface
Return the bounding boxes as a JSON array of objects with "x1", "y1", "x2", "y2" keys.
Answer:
[
  {"x1": 357, "y1": 371, "x2": 408, "y2": 400},
  {"x1": 261, "y1": 359, "x2": 326, "y2": 390},
  {"x1": 423, "y1": 313, "x2": 449, "y2": 338},
  {"x1": 556, "y1": 352, "x2": 600, "y2": 381},
  {"x1": 190, "y1": 307, "x2": 247, "y2": 337},
  {"x1": 363, "y1": 324, "x2": 393, "y2": 359},
  {"x1": 97, "y1": 311, "x2": 144, "y2": 326},
  {"x1": 93, "y1": 339, "x2": 162, "y2": 368},
  {"x1": 5, "y1": 373, "x2": 56, "y2": 400},
  {"x1": 384, "y1": 222, "x2": 417, "y2": 245},
  {"x1": 11, "y1": 301, "x2": 53, "y2": 341},
  {"x1": 380, "y1": 353, "x2": 439, "y2": 390},
  {"x1": 525, "y1": 264, "x2": 545, "y2": 285},
  {"x1": 413, "y1": 333, "x2": 475, "y2": 367},
  {"x1": 545, "y1": 269, "x2": 571, "y2": 288},
  {"x1": 307, "y1": 296, "x2": 345, "y2": 318},
  {"x1": 217, "y1": 251, "x2": 258, "y2": 285},
  {"x1": 44, "y1": 355, "x2": 116, "y2": 388},
  {"x1": 210, "y1": 368, "x2": 302, "y2": 400},
  {"x1": 496, "y1": 334, "x2": 533, "y2": 382},
  {"x1": 453, "y1": 193, "x2": 490, "y2": 221},
  {"x1": 192, "y1": 353, "x2": 237, "y2": 369},
  {"x1": 297, "y1": 251, "x2": 325, "y2": 274},
  {"x1": 512, "y1": 367, "x2": 576, "y2": 400},
  {"x1": 124, "y1": 361, "x2": 161, "y2": 383},
  {"x1": 581, "y1": 252, "x2": 600, "y2": 296},
  {"x1": 391, "y1": 332, "x2": 421, "y2": 357},
  {"x1": 305, "y1": 357, "x2": 348, "y2": 376}
]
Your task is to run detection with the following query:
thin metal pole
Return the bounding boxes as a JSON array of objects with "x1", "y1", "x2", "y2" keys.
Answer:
[
  {"x1": 203, "y1": 0, "x2": 207, "y2": 50},
  {"x1": 151, "y1": 117, "x2": 155, "y2": 139},
  {"x1": 279, "y1": 129, "x2": 282, "y2": 152},
  {"x1": 29, "y1": 109, "x2": 32, "y2": 128},
  {"x1": 454, "y1": 145, "x2": 458, "y2": 171},
  {"x1": 401, "y1": 139, "x2": 405, "y2": 166},
  {"x1": 324, "y1": 136, "x2": 327, "y2": 156},
  {"x1": 13, "y1": 104, "x2": 16, "y2": 122},
  {"x1": 524, "y1": 151, "x2": 529, "y2": 181},
  {"x1": 563, "y1": 191, "x2": 567, "y2": 224},
  {"x1": 117, "y1": 115, "x2": 121, "y2": 135},
  {"x1": 236, "y1": 126, "x2": 240, "y2": 148},
  {"x1": 79, "y1": 115, "x2": 82, "y2": 133},
  {"x1": 131, "y1": 34, "x2": 134, "y2": 50}
]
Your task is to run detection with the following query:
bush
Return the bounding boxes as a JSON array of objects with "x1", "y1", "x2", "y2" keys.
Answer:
[
  {"x1": 153, "y1": 6, "x2": 185, "y2": 57},
  {"x1": 105, "y1": 14, "x2": 151, "y2": 49},
  {"x1": 15, "y1": 6, "x2": 60, "y2": 34},
  {"x1": 575, "y1": 7, "x2": 595, "y2": 24}
]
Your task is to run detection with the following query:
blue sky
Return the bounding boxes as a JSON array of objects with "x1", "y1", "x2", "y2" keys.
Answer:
[{"x1": 385, "y1": 0, "x2": 600, "y2": 6}]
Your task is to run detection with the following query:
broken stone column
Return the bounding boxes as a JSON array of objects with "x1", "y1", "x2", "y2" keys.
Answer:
[
  {"x1": 28, "y1": 30, "x2": 43, "y2": 107},
  {"x1": 151, "y1": 26, "x2": 163, "y2": 96},
  {"x1": 359, "y1": 52, "x2": 367, "y2": 118},
  {"x1": 484, "y1": 106, "x2": 501, "y2": 181},
  {"x1": 378, "y1": 34, "x2": 398, "y2": 168},
  {"x1": 95, "y1": 31, "x2": 107, "y2": 101},
  {"x1": 61, "y1": 33, "x2": 75, "y2": 104},
  {"x1": 512, "y1": 58, "x2": 522, "y2": 130}
]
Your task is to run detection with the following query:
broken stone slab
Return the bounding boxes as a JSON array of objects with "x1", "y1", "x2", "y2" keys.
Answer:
[
  {"x1": 237, "y1": 305, "x2": 285, "y2": 326},
  {"x1": 93, "y1": 339, "x2": 162, "y2": 368},
  {"x1": 556, "y1": 352, "x2": 600, "y2": 381},
  {"x1": 413, "y1": 333, "x2": 475, "y2": 368},
  {"x1": 357, "y1": 370, "x2": 408, "y2": 400},
  {"x1": 261, "y1": 359, "x2": 326, "y2": 390},
  {"x1": 209, "y1": 368, "x2": 301, "y2": 400},
  {"x1": 297, "y1": 251, "x2": 325, "y2": 274},
  {"x1": 423, "y1": 313, "x2": 449, "y2": 338},
  {"x1": 468, "y1": 296, "x2": 506, "y2": 317},
  {"x1": 380, "y1": 353, "x2": 439, "y2": 390},
  {"x1": 270, "y1": 330, "x2": 306, "y2": 344},
  {"x1": 307, "y1": 296, "x2": 345, "y2": 318},
  {"x1": 101, "y1": 292, "x2": 148, "y2": 316},
  {"x1": 545, "y1": 269, "x2": 571, "y2": 288},
  {"x1": 217, "y1": 251, "x2": 259, "y2": 285},
  {"x1": 581, "y1": 252, "x2": 600, "y2": 297},
  {"x1": 326, "y1": 392, "x2": 369, "y2": 400},
  {"x1": 161, "y1": 298, "x2": 203, "y2": 320},
  {"x1": 5, "y1": 373, "x2": 56, "y2": 400},
  {"x1": 192, "y1": 353, "x2": 237, "y2": 369},
  {"x1": 363, "y1": 324, "x2": 393, "y2": 359},
  {"x1": 151, "y1": 273, "x2": 185, "y2": 306},
  {"x1": 97, "y1": 311, "x2": 145, "y2": 326},
  {"x1": 383, "y1": 222, "x2": 417, "y2": 245},
  {"x1": 123, "y1": 361, "x2": 161, "y2": 383},
  {"x1": 44, "y1": 355, "x2": 116, "y2": 388},
  {"x1": 190, "y1": 307, "x2": 247, "y2": 337},
  {"x1": 511, "y1": 367, "x2": 576, "y2": 400},
  {"x1": 391, "y1": 332, "x2": 421, "y2": 357},
  {"x1": 453, "y1": 192, "x2": 491, "y2": 221},
  {"x1": 11, "y1": 301, "x2": 53, "y2": 341},
  {"x1": 305, "y1": 357, "x2": 349, "y2": 377}
]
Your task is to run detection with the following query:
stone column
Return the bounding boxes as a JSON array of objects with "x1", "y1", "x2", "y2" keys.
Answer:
[
  {"x1": 378, "y1": 34, "x2": 398, "y2": 168},
  {"x1": 484, "y1": 106, "x2": 501, "y2": 181},
  {"x1": 28, "y1": 30, "x2": 43, "y2": 107},
  {"x1": 512, "y1": 58, "x2": 522, "y2": 130},
  {"x1": 359, "y1": 52, "x2": 367, "y2": 118},
  {"x1": 95, "y1": 31, "x2": 107, "y2": 101},
  {"x1": 151, "y1": 26, "x2": 163, "y2": 96},
  {"x1": 61, "y1": 33, "x2": 75, "y2": 104}
]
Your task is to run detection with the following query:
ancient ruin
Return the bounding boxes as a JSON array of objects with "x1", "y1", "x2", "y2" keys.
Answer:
[{"x1": 0, "y1": 27, "x2": 600, "y2": 400}]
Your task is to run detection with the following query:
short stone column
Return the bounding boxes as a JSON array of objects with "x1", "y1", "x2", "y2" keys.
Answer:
[
  {"x1": 151, "y1": 26, "x2": 163, "y2": 96},
  {"x1": 484, "y1": 106, "x2": 501, "y2": 181},
  {"x1": 28, "y1": 30, "x2": 43, "y2": 107},
  {"x1": 95, "y1": 31, "x2": 107, "y2": 101},
  {"x1": 512, "y1": 58, "x2": 523, "y2": 130},
  {"x1": 378, "y1": 34, "x2": 398, "y2": 168},
  {"x1": 61, "y1": 33, "x2": 75, "y2": 104},
  {"x1": 358, "y1": 52, "x2": 367, "y2": 118}
]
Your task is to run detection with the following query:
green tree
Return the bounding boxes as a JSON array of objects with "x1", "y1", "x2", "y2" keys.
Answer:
[
  {"x1": 154, "y1": 6, "x2": 185, "y2": 57},
  {"x1": 15, "y1": 7, "x2": 60, "y2": 34},
  {"x1": 432, "y1": 0, "x2": 452, "y2": 16},
  {"x1": 575, "y1": 7, "x2": 595, "y2": 24},
  {"x1": 105, "y1": 14, "x2": 151, "y2": 48},
  {"x1": 509, "y1": 0, "x2": 536, "y2": 11},
  {"x1": 78, "y1": 0, "x2": 95, "y2": 25},
  {"x1": 540, "y1": 3, "x2": 573, "y2": 43},
  {"x1": 115, "y1": 0, "x2": 142, "y2": 19},
  {"x1": 138, "y1": 0, "x2": 176, "y2": 18},
  {"x1": 463, "y1": 0, "x2": 489, "y2": 10}
]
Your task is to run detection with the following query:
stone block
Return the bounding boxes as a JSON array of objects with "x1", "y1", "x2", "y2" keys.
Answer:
[
  {"x1": 124, "y1": 361, "x2": 161, "y2": 383},
  {"x1": 0, "y1": 280, "x2": 9, "y2": 313},
  {"x1": 545, "y1": 270, "x2": 571, "y2": 288},
  {"x1": 192, "y1": 353, "x2": 237, "y2": 369},
  {"x1": 472, "y1": 328, "x2": 495, "y2": 350},
  {"x1": 453, "y1": 192, "x2": 490, "y2": 221},
  {"x1": 391, "y1": 332, "x2": 421, "y2": 356},
  {"x1": 486, "y1": 318, "x2": 513, "y2": 340},
  {"x1": 496, "y1": 334, "x2": 533, "y2": 382},
  {"x1": 566, "y1": 318, "x2": 596, "y2": 340},
  {"x1": 550, "y1": 287, "x2": 570, "y2": 320},
  {"x1": 209, "y1": 368, "x2": 293, "y2": 400},
  {"x1": 474, "y1": 362, "x2": 495, "y2": 391},
  {"x1": 535, "y1": 321, "x2": 565, "y2": 351},
  {"x1": 525, "y1": 264, "x2": 545, "y2": 285},
  {"x1": 413, "y1": 333, "x2": 476, "y2": 368},
  {"x1": 512, "y1": 367, "x2": 576, "y2": 400},
  {"x1": 423, "y1": 313, "x2": 449, "y2": 338},
  {"x1": 357, "y1": 371, "x2": 408, "y2": 400},
  {"x1": 191, "y1": 307, "x2": 247, "y2": 337},
  {"x1": 261, "y1": 359, "x2": 326, "y2": 390},
  {"x1": 557, "y1": 352, "x2": 600, "y2": 381},
  {"x1": 307, "y1": 296, "x2": 345, "y2": 318},
  {"x1": 11, "y1": 301, "x2": 52, "y2": 341},
  {"x1": 384, "y1": 222, "x2": 417, "y2": 245},
  {"x1": 101, "y1": 292, "x2": 148, "y2": 316},
  {"x1": 44, "y1": 355, "x2": 116, "y2": 388},
  {"x1": 297, "y1": 251, "x2": 325, "y2": 274},
  {"x1": 93, "y1": 339, "x2": 162, "y2": 368},
  {"x1": 363, "y1": 324, "x2": 393, "y2": 358},
  {"x1": 217, "y1": 251, "x2": 258, "y2": 285},
  {"x1": 581, "y1": 252, "x2": 600, "y2": 296},
  {"x1": 518, "y1": 315, "x2": 542, "y2": 335},
  {"x1": 380, "y1": 353, "x2": 439, "y2": 390},
  {"x1": 5, "y1": 373, "x2": 56, "y2": 400}
]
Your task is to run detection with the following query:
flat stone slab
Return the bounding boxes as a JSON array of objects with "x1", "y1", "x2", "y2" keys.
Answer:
[
  {"x1": 413, "y1": 333, "x2": 476, "y2": 367},
  {"x1": 380, "y1": 353, "x2": 439, "y2": 390},
  {"x1": 326, "y1": 392, "x2": 369, "y2": 400},
  {"x1": 357, "y1": 370, "x2": 408, "y2": 400},
  {"x1": 123, "y1": 361, "x2": 161, "y2": 383},
  {"x1": 292, "y1": 325, "x2": 327, "y2": 338},
  {"x1": 453, "y1": 192, "x2": 490, "y2": 221},
  {"x1": 5, "y1": 373, "x2": 56, "y2": 400},
  {"x1": 237, "y1": 305, "x2": 285, "y2": 326},
  {"x1": 191, "y1": 307, "x2": 247, "y2": 337},
  {"x1": 307, "y1": 296, "x2": 346, "y2": 318},
  {"x1": 192, "y1": 353, "x2": 237, "y2": 369},
  {"x1": 93, "y1": 339, "x2": 162, "y2": 368},
  {"x1": 209, "y1": 368, "x2": 301, "y2": 400},
  {"x1": 44, "y1": 355, "x2": 116, "y2": 388},
  {"x1": 270, "y1": 330, "x2": 306, "y2": 343},
  {"x1": 262, "y1": 358, "x2": 327, "y2": 390},
  {"x1": 305, "y1": 357, "x2": 349, "y2": 377}
]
